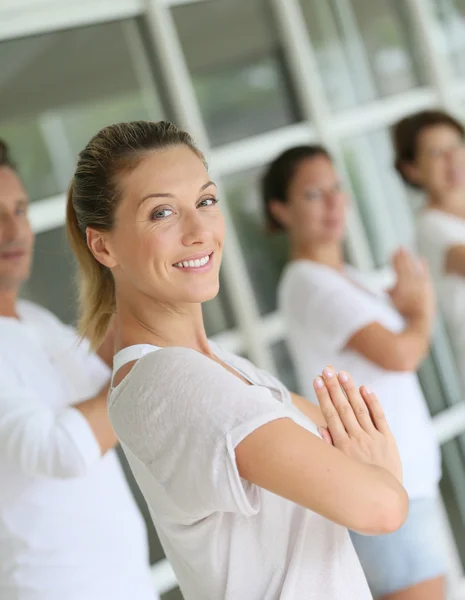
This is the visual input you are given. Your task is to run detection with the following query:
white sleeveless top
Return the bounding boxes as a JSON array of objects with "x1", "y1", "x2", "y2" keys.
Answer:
[{"x1": 108, "y1": 341, "x2": 372, "y2": 600}]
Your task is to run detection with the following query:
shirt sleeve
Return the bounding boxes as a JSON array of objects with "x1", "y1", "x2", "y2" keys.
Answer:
[
  {"x1": 287, "y1": 264, "x2": 384, "y2": 353},
  {"x1": 0, "y1": 357, "x2": 102, "y2": 478},
  {"x1": 417, "y1": 211, "x2": 465, "y2": 276},
  {"x1": 109, "y1": 347, "x2": 294, "y2": 518}
]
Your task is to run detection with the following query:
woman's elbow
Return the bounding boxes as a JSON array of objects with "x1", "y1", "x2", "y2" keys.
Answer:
[{"x1": 356, "y1": 485, "x2": 409, "y2": 536}]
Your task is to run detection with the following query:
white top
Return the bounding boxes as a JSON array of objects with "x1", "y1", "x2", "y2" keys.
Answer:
[
  {"x1": 108, "y1": 341, "x2": 372, "y2": 600},
  {"x1": 0, "y1": 300, "x2": 156, "y2": 600},
  {"x1": 417, "y1": 209, "x2": 465, "y2": 387},
  {"x1": 278, "y1": 260, "x2": 441, "y2": 500}
]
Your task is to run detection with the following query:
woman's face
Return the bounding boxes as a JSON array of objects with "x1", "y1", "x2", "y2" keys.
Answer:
[
  {"x1": 276, "y1": 155, "x2": 348, "y2": 245},
  {"x1": 406, "y1": 124, "x2": 465, "y2": 198},
  {"x1": 93, "y1": 145, "x2": 225, "y2": 306}
]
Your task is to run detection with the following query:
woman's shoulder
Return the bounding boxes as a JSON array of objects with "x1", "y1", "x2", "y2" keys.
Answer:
[
  {"x1": 281, "y1": 260, "x2": 361, "y2": 301},
  {"x1": 110, "y1": 346, "x2": 251, "y2": 408}
]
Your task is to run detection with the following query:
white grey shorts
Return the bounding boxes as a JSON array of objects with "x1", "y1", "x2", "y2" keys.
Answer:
[{"x1": 350, "y1": 497, "x2": 447, "y2": 598}]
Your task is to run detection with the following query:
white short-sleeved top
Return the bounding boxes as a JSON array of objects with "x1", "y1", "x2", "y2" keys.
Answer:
[
  {"x1": 108, "y1": 342, "x2": 372, "y2": 600},
  {"x1": 278, "y1": 260, "x2": 441, "y2": 500},
  {"x1": 0, "y1": 300, "x2": 156, "y2": 600},
  {"x1": 417, "y1": 209, "x2": 465, "y2": 385}
]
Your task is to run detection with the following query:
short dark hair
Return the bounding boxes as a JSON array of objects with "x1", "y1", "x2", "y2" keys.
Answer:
[
  {"x1": 261, "y1": 145, "x2": 331, "y2": 231},
  {"x1": 392, "y1": 110, "x2": 465, "y2": 189},
  {"x1": 0, "y1": 139, "x2": 15, "y2": 170}
]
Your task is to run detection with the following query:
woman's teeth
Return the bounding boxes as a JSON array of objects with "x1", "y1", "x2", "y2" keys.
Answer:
[{"x1": 174, "y1": 254, "x2": 210, "y2": 268}]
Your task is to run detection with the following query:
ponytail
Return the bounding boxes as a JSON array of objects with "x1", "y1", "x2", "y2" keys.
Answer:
[{"x1": 66, "y1": 181, "x2": 115, "y2": 349}]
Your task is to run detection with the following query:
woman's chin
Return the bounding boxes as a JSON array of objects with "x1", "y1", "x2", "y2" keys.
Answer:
[{"x1": 184, "y1": 282, "x2": 220, "y2": 305}]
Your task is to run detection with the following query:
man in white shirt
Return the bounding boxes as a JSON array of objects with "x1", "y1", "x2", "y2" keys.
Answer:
[{"x1": 0, "y1": 139, "x2": 158, "y2": 600}]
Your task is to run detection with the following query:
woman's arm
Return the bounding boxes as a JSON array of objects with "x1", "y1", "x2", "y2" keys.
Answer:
[
  {"x1": 346, "y1": 249, "x2": 434, "y2": 372},
  {"x1": 235, "y1": 368, "x2": 408, "y2": 536},
  {"x1": 346, "y1": 318, "x2": 431, "y2": 372},
  {"x1": 445, "y1": 244, "x2": 465, "y2": 277},
  {"x1": 290, "y1": 392, "x2": 325, "y2": 426}
]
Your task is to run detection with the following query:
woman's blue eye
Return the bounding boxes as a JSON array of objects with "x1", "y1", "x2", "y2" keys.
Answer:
[
  {"x1": 151, "y1": 208, "x2": 173, "y2": 220},
  {"x1": 198, "y1": 197, "x2": 219, "y2": 207}
]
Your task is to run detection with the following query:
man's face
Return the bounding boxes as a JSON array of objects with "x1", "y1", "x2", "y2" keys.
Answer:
[{"x1": 0, "y1": 166, "x2": 34, "y2": 291}]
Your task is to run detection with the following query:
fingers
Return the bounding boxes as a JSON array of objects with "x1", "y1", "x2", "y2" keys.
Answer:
[
  {"x1": 396, "y1": 247, "x2": 424, "y2": 279},
  {"x1": 337, "y1": 371, "x2": 375, "y2": 432},
  {"x1": 315, "y1": 366, "x2": 361, "y2": 438},
  {"x1": 361, "y1": 386, "x2": 389, "y2": 434},
  {"x1": 314, "y1": 374, "x2": 347, "y2": 444},
  {"x1": 317, "y1": 426, "x2": 333, "y2": 445}
]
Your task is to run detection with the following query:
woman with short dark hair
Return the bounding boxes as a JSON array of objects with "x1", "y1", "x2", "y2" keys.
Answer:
[{"x1": 393, "y1": 110, "x2": 465, "y2": 389}]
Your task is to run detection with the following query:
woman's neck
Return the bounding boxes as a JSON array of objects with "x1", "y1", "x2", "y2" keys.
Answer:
[
  {"x1": 290, "y1": 240, "x2": 344, "y2": 271},
  {"x1": 114, "y1": 292, "x2": 212, "y2": 357},
  {"x1": 0, "y1": 287, "x2": 19, "y2": 319},
  {"x1": 427, "y1": 189, "x2": 465, "y2": 217}
]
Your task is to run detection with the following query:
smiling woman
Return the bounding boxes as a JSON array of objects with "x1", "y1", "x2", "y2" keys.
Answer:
[{"x1": 65, "y1": 120, "x2": 409, "y2": 600}]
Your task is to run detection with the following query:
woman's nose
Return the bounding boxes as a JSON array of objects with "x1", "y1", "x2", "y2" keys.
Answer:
[{"x1": 181, "y1": 211, "x2": 208, "y2": 246}]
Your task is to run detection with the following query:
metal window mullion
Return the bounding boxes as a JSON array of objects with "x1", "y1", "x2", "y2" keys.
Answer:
[
  {"x1": 122, "y1": 19, "x2": 165, "y2": 119},
  {"x1": 210, "y1": 122, "x2": 316, "y2": 177},
  {"x1": 331, "y1": 0, "x2": 378, "y2": 101},
  {"x1": 37, "y1": 113, "x2": 76, "y2": 191},
  {"x1": 309, "y1": 0, "x2": 358, "y2": 108},
  {"x1": 0, "y1": 0, "x2": 144, "y2": 42},
  {"x1": 143, "y1": 0, "x2": 276, "y2": 373},
  {"x1": 406, "y1": 0, "x2": 460, "y2": 113},
  {"x1": 269, "y1": 0, "x2": 373, "y2": 271},
  {"x1": 330, "y1": 87, "x2": 437, "y2": 139}
]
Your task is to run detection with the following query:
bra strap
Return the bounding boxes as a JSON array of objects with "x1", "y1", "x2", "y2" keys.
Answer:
[{"x1": 112, "y1": 344, "x2": 159, "y2": 385}]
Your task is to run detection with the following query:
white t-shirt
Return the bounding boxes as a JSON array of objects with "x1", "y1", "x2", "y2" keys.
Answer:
[
  {"x1": 417, "y1": 209, "x2": 465, "y2": 387},
  {"x1": 108, "y1": 342, "x2": 372, "y2": 600},
  {"x1": 278, "y1": 260, "x2": 441, "y2": 500},
  {"x1": 0, "y1": 300, "x2": 156, "y2": 600}
]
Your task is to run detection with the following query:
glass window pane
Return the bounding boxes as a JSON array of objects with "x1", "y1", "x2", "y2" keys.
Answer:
[
  {"x1": 272, "y1": 340, "x2": 298, "y2": 393},
  {"x1": 301, "y1": 0, "x2": 426, "y2": 112},
  {"x1": 432, "y1": 0, "x2": 465, "y2": 78},
  {"x1": 440, "y1": 435, "x2": 465, "y2": 570},
  {"x1": 172, "y1": 0, "x2": 300, "y2": 146},
  {"x1": 342, "y1": 128, "x2": 415, "y2": 266},
  {"x1": 21, "y1": 227, "x2": 77, "y2": 324},
  {"x1": 223, "y1": 167, "x2": 289, "y2": 316},
  {"x1": 0, "y1": 20, "x2": 164, "y2": 201}
]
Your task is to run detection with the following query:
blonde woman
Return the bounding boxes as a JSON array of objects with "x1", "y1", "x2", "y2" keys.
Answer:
[{"x1": 65, "y1": 120, "x2": 408, "y2": 600}]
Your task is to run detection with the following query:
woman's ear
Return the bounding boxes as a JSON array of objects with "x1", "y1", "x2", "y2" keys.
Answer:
[
  {"x1": 86, "y1": 228, "x2": 118, "y2": 269},
  {"x1": 268, "y1": 199, "x2": 290, "y2": 230},
  {"x1": 399, "y1": 160, "x2": 422, "y2": 187}
]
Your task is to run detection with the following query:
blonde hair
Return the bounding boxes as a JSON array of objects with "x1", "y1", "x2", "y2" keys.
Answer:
[{"x1": 66, "y1": 120, "x2": 205, "y2": 349}]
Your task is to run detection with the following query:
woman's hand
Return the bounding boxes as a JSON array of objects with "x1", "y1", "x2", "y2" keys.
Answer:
[
  {"x1": 315, "y1": 366, "x2": 402, "y2": 484},
  {"x1": 387, "y1": 247, "x2": 435, "y2": 320}
]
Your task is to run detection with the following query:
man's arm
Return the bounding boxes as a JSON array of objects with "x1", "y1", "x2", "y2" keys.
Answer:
[{"x1": 0, "y1": 375, "x2": 117, "y2": 479}]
